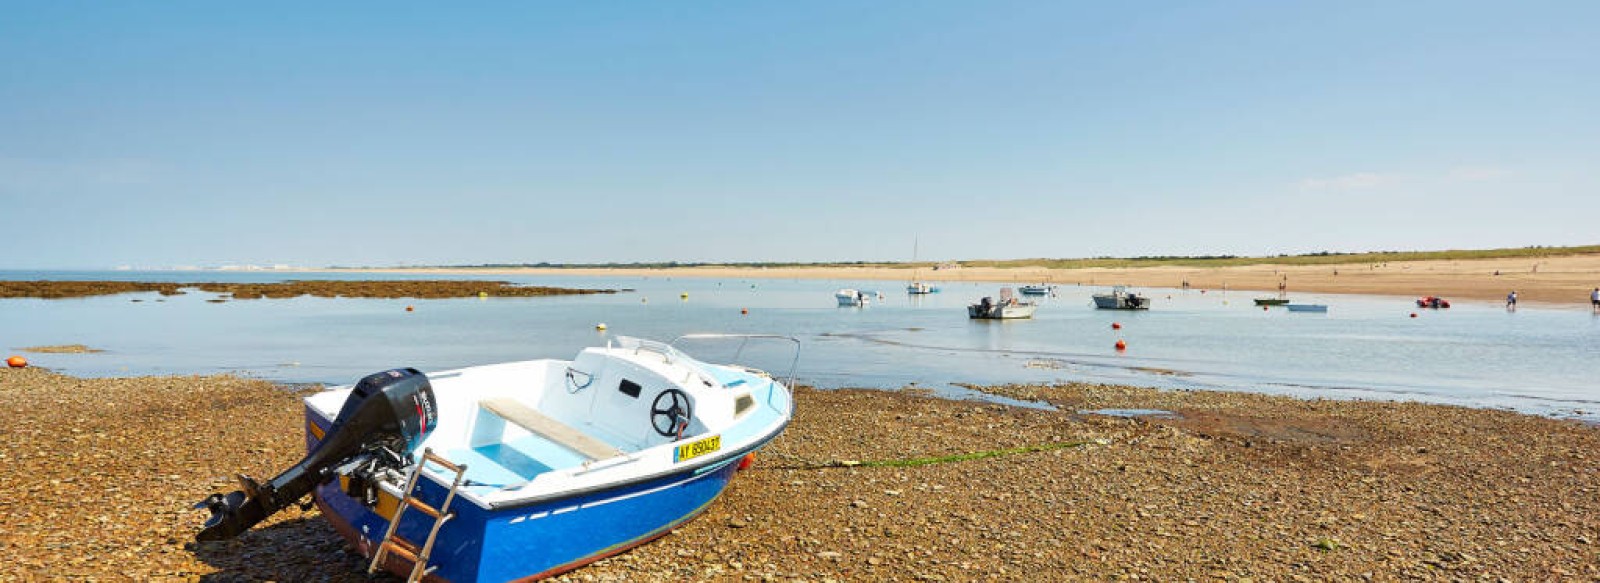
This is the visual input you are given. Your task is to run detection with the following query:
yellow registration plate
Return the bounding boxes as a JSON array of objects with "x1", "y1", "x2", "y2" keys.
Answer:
[{"x1": 674, "y1": 435, "x2": 721, "y2": 463}]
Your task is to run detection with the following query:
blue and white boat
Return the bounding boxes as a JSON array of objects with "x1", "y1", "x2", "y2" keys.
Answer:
[
  {"x1": 836, "y1": 288, "x2": 870, "y2": 306},
  {"x1": 197, "y1": 334, "x2": 796, "y2": 582},
  {"x1": 1018, "y1": 284, "x2": 1055, "y2": 296},
  {"x1": 1285, "y1": 303, "x2": 1329, "y2": 313}
]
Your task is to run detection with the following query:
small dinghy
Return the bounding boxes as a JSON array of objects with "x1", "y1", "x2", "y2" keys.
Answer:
[
  {"x1": 1416, "y1": 296, "x2": 1451, "y2": 309},
  {"x1": 1285, "y1": 303, "x2": 1329, "y2": 313},
  {"x1": 196, "y1": 334, "x2": 796, "y2": 582}
]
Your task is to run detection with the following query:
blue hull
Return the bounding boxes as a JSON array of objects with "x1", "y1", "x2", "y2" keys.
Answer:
[{"x1": 307, "y1": 418, "x2": 750, "y2": 582}]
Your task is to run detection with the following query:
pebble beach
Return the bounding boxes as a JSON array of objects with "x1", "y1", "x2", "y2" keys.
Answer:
[{"x1": 2, "y1": 367, "x2": 1595, "y2": 581}]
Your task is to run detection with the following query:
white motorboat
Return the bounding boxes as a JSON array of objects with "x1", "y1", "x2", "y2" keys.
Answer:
[
  {"x1": 197, "y1": 335, "x2": 796, "y2": 582},
  {"x1": 968, "y1": 287, "x2": 1037, "y2": 319},
  {"x1": 836, "y1": 289, "x2": 869, "y2": 307},
  {"x1": 1092, "y1": 286, "x2": 1151, "y2": 310}
]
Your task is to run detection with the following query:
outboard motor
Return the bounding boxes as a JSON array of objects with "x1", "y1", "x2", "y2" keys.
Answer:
[{"x1": 195, "y1": 368, "x2": 437, "y2": 541}]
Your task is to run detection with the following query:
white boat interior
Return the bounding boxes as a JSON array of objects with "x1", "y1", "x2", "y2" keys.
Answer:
[{"x1": 304, "y1": 336, "x2": 793, "y2": 509}]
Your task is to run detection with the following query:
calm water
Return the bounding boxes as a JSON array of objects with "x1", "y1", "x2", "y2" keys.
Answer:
[{"x1": 3, "y1": 270, "x2": 1598, "y2": 421}]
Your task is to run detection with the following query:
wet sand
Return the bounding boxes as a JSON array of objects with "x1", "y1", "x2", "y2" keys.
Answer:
[
  {"x1": 352, "y1": 253, "x2": 1600, "y2": 306},
  {"x1": 2, "y1": 368, "x2": 1595, "y2": 581},
  {"x1": 0, "y1": 280, "x2": 616, "y2": 300}
]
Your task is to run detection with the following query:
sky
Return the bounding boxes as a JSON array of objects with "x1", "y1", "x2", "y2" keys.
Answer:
[{"x1": 2, "y1": 1, "x2": 1597, "y2": 269}]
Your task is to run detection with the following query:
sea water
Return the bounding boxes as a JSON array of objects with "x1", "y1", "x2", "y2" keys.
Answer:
[{"x1": 1, "y1": 271, "x2": 1596, "y2": 422}]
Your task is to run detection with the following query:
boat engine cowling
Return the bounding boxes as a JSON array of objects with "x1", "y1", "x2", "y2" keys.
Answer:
[{"x1": 194, "y1": 368, "x2": 437, "y2": 541}]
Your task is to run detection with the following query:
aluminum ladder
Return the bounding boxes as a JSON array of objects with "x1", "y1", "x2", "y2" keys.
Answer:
[{"x1": 368, "y1": 448, "x2": 467, "y2": 582}]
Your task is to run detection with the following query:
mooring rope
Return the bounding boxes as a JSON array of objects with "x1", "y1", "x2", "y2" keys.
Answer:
[{"x1": 758, "y1": 440, "x2": 1099, "y2": 470}]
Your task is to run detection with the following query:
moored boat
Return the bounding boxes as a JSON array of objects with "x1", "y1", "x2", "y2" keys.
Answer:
[
  {"x1": 905, "y1": 238, "x2": 939, "y2": 294},
  {"x1": 1092, "y1": 286, "x2": 1151, "y2": 310},
  {"x1": 1018, "y1": 284, "x2": 1055, "y2": 296},
  {"x1": 968, "y1": 288, "x2": 1037, "y2": 319},
  {"x1": 1253, "y1": 298, "x2": 1290, "y2": 306},
  {"x1": 1416, "y1": 296, "x2": 1451, "y2": 309},
  {"x1": 1285, "y1": 303, "x2": 1329, "y2": 313},
  {"x1": 836, "y1": 288, "x2": 869, "y2": 307},
  {"x1": 196, "y1": 335, "x2": 796, "y2": 582}
]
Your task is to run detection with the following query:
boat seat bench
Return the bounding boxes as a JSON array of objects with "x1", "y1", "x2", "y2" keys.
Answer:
[{"x1": 479, "y1": 398, "x2": 624, "y2": 461}]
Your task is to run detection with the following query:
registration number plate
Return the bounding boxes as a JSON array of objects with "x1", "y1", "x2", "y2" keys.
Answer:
[{"x1": 674, "y1": 435, "x2": 721, "y2": 463}]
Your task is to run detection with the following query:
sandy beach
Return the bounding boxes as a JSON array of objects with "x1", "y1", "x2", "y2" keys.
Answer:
[
  {"x1": 340, "y1": 253, "x2": 1600, "y2": 307},
  {"x1": 3, "y1": 367, "x2": 1595, "y2": 581}
]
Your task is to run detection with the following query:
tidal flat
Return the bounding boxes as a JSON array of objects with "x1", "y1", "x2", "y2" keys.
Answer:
[{"x1": 0, "y1": 368, "x2": 1595, "y2": 581}]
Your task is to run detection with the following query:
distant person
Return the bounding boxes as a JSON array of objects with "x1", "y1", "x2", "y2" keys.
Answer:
[
  {"x1": 1506, "y1": 290, "x2": 1517, "y2": 310},
  {"x1": 1592, "y1": 287, "x2": 1599, "y2": 312}
]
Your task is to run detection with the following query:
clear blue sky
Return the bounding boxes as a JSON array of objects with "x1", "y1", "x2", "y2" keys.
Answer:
[{"x1": 3, "y1": 1, "x2": 1596, "y2": 269}]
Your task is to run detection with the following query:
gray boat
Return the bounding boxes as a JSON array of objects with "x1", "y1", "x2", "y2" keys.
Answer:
[
  {"x1": 968, "y1": 287, "x2": 1038, "y2": 319},
  {"x1": 1091, "y1": 286, "x2": 1151, "y2": 310}
]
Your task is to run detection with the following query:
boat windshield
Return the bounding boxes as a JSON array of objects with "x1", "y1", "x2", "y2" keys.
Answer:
[{"x1": 611, "y1": 336, "x2": 695, "y2": 366}]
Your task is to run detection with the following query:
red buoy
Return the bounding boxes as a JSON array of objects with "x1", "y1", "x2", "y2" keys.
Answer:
[
  {"x1": 6, "y1": 355, "x2": 26, "y2": 368},
  {"x1": 1410, "y1": 313, "x2": 1418, "y2": 318},
  {"x1": 1114, "y1": 340, "x2": 1127, "y2": 351},
  {"x1": 405, "y1": 305, "x2": 414, "y2": 312},
  {"x1": 1111, "y1": 322, "x2": 1122, "y2": 330}
]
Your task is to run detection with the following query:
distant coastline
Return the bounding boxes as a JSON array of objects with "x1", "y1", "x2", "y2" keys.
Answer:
[{"x1": 329, "y1": 246, "x2": 1600, "y2": 306}]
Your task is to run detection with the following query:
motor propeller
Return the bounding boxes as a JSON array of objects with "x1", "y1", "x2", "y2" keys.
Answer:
[{"x1": 195, "y1": 368, "x2": 437, "y2": 541}]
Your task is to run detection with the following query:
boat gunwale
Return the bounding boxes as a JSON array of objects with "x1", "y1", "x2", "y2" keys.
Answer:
[{"x1": 305, "y1": 380, "x2": 791, "y2": 511}]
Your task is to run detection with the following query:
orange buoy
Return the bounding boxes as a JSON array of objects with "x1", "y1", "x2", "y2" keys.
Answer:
[
  {"x1": 741, "y1": 308, "x2": 748, "y2": 315},
  {"x1": 1114, "y1": 340, "x2": 1127, "y2": 351},
  {"x1": 405, "y1": 305, "x2": 414, "y2": 312},
  {"x1": 6, "y1": 355, "x2": 26, "y2": 368},
  {"x1": 1263, "y1": 306, "x2": 1269, "y2": 311},
  {"x1": 1111, "y1": 322, "x2": 1122, "y2": 330},
  {"x1": 737, "y1": 452, "x2": 756, "y2": 471},
  {"x1": 1410, "y1": 313, "x2": 1418, "y2": 318}
]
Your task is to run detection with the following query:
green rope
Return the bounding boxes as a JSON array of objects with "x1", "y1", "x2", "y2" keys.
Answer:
[{"x1": 767, "y1": 440, "x2": 1094, "y2": 470}]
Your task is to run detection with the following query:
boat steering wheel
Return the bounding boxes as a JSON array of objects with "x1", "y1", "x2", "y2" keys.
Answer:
[{"x1": 650, "y1": 389, "x2": 693, "y2": 438}]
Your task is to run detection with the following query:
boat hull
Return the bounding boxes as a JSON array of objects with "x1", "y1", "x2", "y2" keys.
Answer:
[
  {"x1": 309, "y1": 414, "x2": 756, "y2": 583},
  {"x1": 1253, "y1": 298, "x2": 1289, "y2": 306},
  {"x1": 1091, "y1": 295, "x2": 1151, "y2": 310},
  {"x1": 967, "y1": 303, "x2": 1037, "y2": 319}
]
